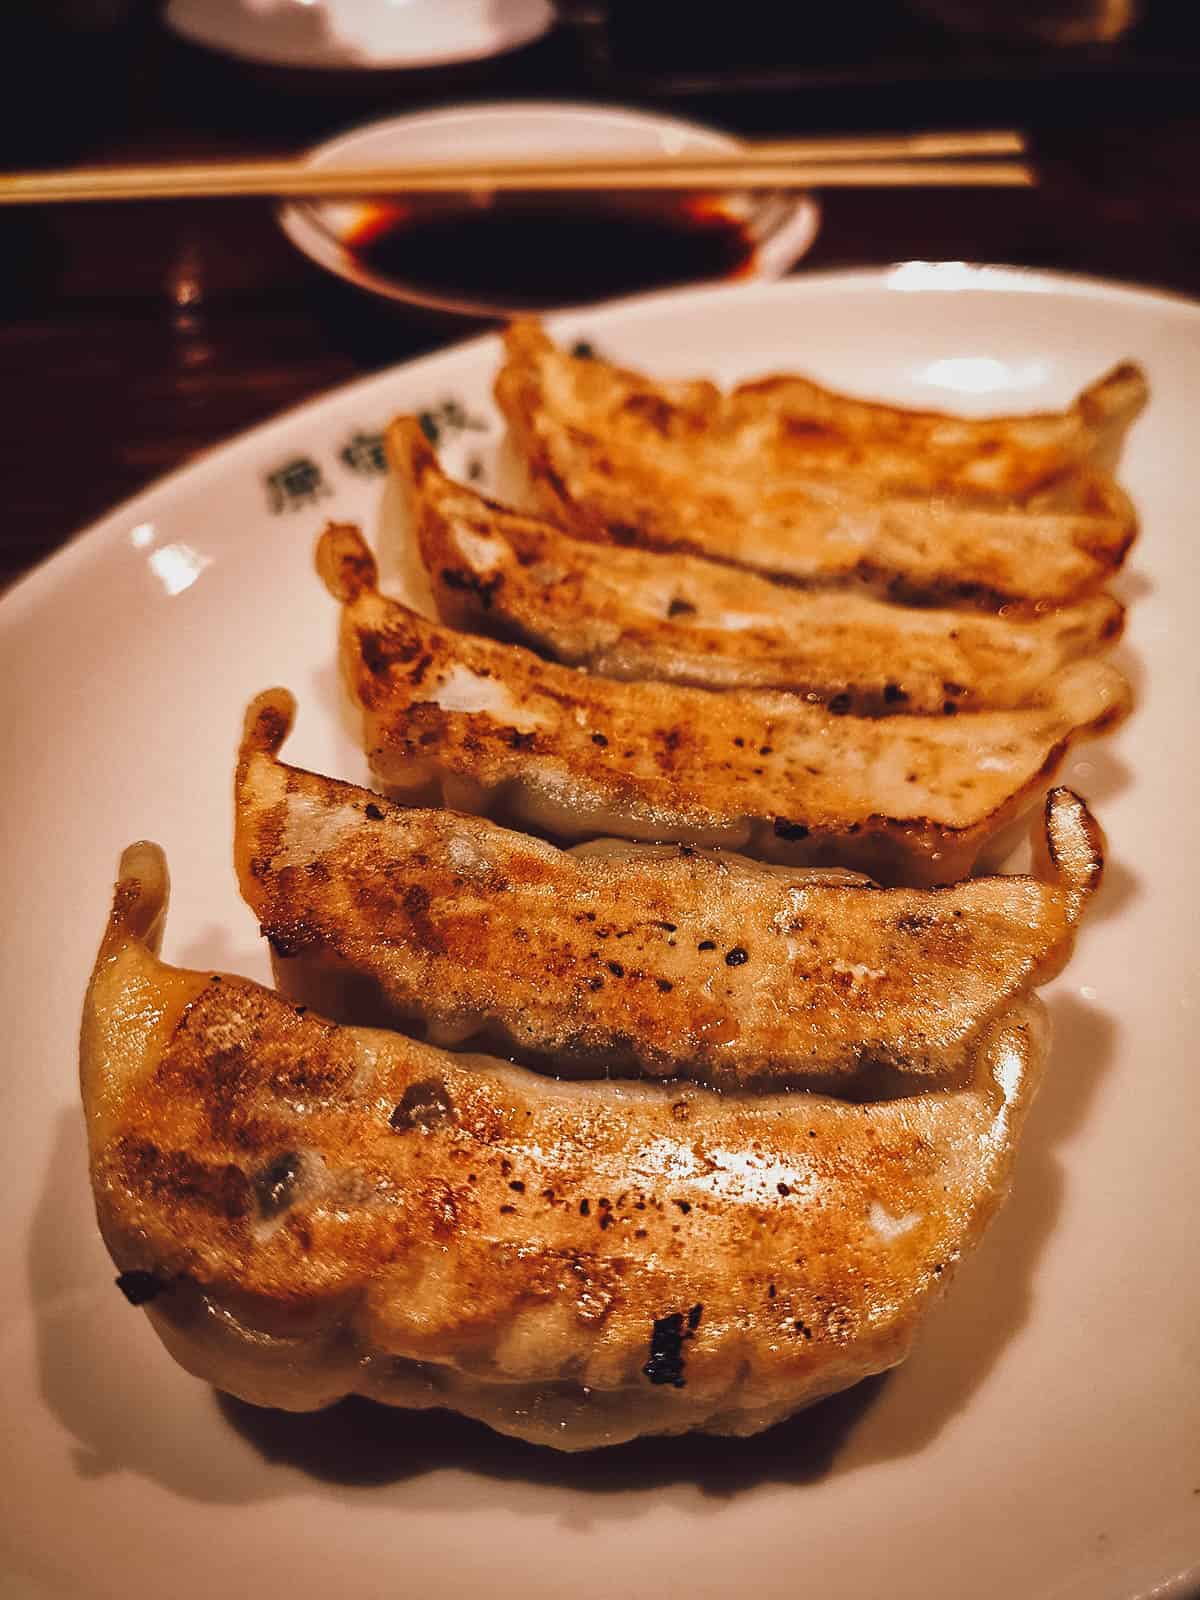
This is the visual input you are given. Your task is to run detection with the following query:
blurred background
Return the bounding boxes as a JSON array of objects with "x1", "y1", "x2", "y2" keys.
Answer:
[{"x1": 3, "y1": 0, "x2": 1199, "y2": 585}]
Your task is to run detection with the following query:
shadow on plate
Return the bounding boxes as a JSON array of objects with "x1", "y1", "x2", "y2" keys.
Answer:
[
  {"x1": 32, "y1": 992, "x2": 1114, "y2": 1507},
  {"x1": 830, "y1": 990, "x2": 1111, "y2": 1470},
  {"x1": 309, "y1": 655, "x2": 371, "y2": 755},
  {"x1": 1062, "y1": 743, "x2": 1133, "y2": 814},
  {"x1": 218, "y1": 1373, "x2": 887, "y2": 1498},
  {"x1": 174, "y1": 922, "x2": 265, "y2": 981},
  {"x1": 1082, "y1": 853, "x2": 1140, "y2": 927}
]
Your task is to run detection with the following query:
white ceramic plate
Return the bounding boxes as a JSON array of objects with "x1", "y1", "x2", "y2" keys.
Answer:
[
  {"x1": 165, "y1": 0, "x2": 554, "y2": 72},
  {"x1": 277, "y1": 102, "x2": 821, "y2": 316},
  {"x1": 2, "y1": 268, "x2": 1197, "y2": 1600}
]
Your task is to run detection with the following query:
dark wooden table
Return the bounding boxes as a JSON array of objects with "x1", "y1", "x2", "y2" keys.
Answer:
[{"x1": 4, "y1": 11, "x2": 1200, "y2": 591}]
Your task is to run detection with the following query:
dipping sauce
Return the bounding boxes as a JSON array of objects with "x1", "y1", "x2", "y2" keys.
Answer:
[{"x1": 342, "y1": 194, "x2": 759, "y2": 308}]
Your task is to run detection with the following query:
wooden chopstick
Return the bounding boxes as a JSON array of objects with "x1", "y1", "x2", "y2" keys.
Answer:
[
  {"x1": 0, "y1": 132, "x2": 1032, "y2": 206},
  {"x1": 689, "y1": 130, "x2": 1025, "y2": 160}
]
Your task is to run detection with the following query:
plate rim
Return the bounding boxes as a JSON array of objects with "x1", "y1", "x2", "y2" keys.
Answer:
[{"x1": 6, "y1": 261, "x2": 1198, "y2": 624}]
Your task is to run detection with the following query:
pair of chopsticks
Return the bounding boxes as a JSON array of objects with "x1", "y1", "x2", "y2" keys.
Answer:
[{"x1": 0, "y1": 130, "x2": 1032, "y2": 205}]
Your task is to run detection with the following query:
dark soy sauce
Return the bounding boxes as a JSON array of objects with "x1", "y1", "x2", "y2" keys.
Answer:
[{"x1": 344, "y1": 194, "x2": 758, "y2": 307}]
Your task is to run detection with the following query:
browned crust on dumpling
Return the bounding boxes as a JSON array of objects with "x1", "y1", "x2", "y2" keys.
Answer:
[
  {"x1": 494, "y1": 322, "x2": 1143, "y2": 608},
  {"x1": 390, "y1": 414, "x2": 1124, "y2": 713},
  {"x1": 236, "y1": 687, "x2": 1101, "y2": 1089},
  {"x1": 82, "y1": 843, "x2": 1050, "y2": 1449},
  {"x1": 319, "y1": 522, "x2": 1130, "y2": 885}
]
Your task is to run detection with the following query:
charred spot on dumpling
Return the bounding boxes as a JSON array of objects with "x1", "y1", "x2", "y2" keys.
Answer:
[
  {"x1": 266, "y1": 924, "x2": 317, "y2": 960},
  {"x1": 254, "y1": 1151, "x2": 303, "y2": 1219},
  {"x1": 389, "y1": 1078, "x2": 455, "y2": 1132},
  {"x1": 253, "y1": 700, "x2": 291, "y2": 752},
  {"x1": 358, "y1": 623, "x2": 430, "y2": 683},
  {"x1": 408, "y1": 652, "x2": 435, "y2": 688},
  {"x1": 773, "y1": 819, "x2": 810, "y2": 841},
  {"x1": 116, "y1": 1138, "x2": 251, "y2": 1222},
  {"x1": 667, "y1": 596, "x2": 697, "y2": 618},
  {"x1": 359, "y1": 631, "x2": 392, "y2": 678},
  {"x1": 116, "y1": 1270, "x2": 168, "y2": 1306},
  {"x1": 643, "y1": 1312, "x2": 687, "y2": 1387},
  {"x1": 622, "y1": 393, "x2": 674, "y2": 435},
  {"x1": 439, "y1": 566, "x2": 503, "y2": 610}
]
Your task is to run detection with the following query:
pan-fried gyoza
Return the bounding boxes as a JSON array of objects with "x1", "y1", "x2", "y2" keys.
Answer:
[
  {"x1": 494, "y1": 323, "x2": 1145, "y2": 607},
  {"x1": 77, "y1": 311, "x2": 1144, "y2": 1457},
  {"x1": 319, "y1": 523, "x2": 1129, "y2": 885},
  {"x1": 82, "y1": 842, "x2": 1051, "y2": 1451},
  {"x1": 391, "y1": 415, "x2": 1124, "y2": 712},
  {"x1": 237, "y1": 687, "x2": 1101, "y2": 1090}
]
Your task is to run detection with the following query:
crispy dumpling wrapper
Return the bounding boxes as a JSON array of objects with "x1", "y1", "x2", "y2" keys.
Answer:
[
  {"x1": 83, "y1": 842, "x2": 1051, "y2": 1450},
  {"x1": 237, "y1": 686, "x2": 1103, "y2": 1091},
  {"x1": 319, "y1": 523, "x2": 1129, "y2": 886},
  {"x1": 494, "y1": 322, "x2": 1145, "y2": 606},
  {"x1": 391, "y1": 414, "x2": 1124, "y2": 712}
]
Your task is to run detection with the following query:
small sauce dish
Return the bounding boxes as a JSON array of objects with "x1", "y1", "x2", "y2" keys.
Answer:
[{"x1": 277, "y1": 101, "x2": 822, "y2": 317}]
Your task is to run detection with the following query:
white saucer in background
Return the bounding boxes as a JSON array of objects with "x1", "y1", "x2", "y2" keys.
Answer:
[
  {"x1": 278, "y1": 101, "x2": 823, "y2": 317},
  {"x1": 165, "y1": 0, "x2": 555, "y2": 72}
]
